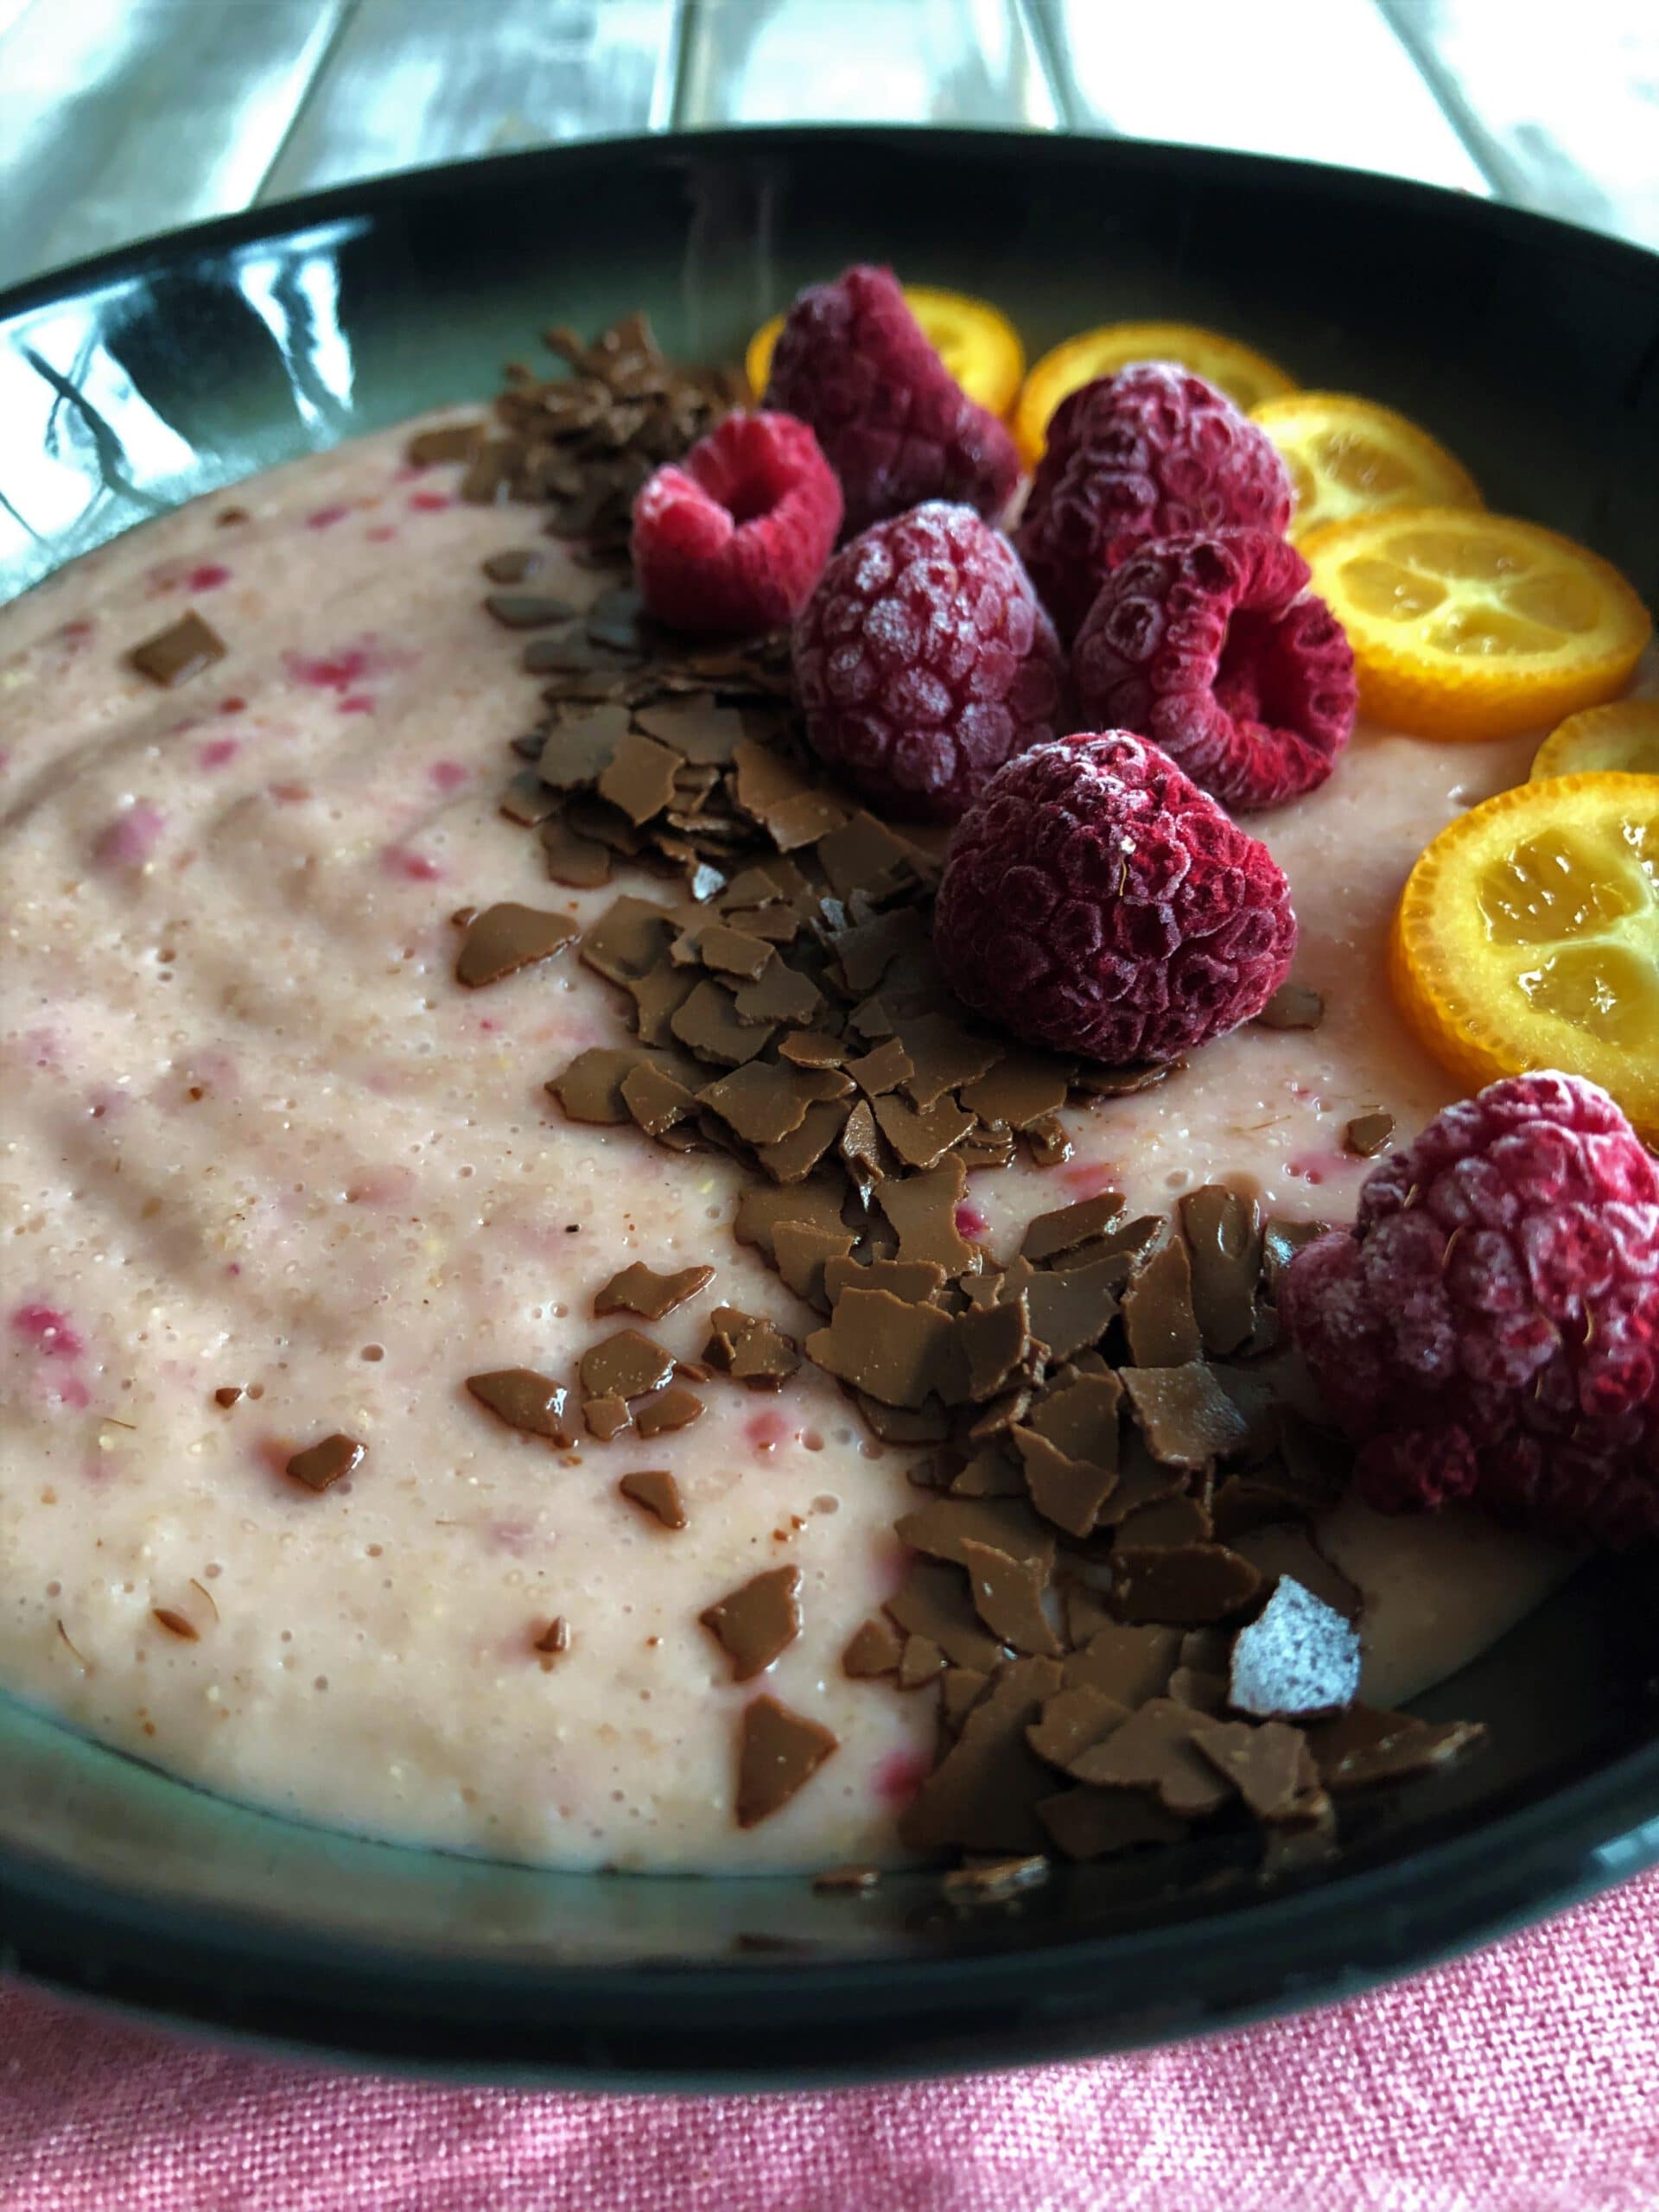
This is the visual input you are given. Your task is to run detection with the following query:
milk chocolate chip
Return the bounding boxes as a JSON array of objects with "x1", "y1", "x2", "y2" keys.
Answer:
[{"x1": 699, "y1": 1565, "x2": 803, "y2": 1681}]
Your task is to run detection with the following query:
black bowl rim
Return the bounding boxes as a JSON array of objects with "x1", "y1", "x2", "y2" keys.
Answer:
[{"x1": 2, "y1": 126, "x2": 1656, "y2": 2087}]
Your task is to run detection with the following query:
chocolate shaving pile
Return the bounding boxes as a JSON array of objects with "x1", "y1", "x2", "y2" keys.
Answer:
[{"x1": 427, "y1": 320, "x2": 1487, "y2": 1866}]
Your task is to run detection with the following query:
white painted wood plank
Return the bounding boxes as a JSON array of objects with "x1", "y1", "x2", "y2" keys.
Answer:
[
  {"x1": 1382, "y1": 0, "x2": 1659, "y2": 247},
  {"x1": 1033, "y1": 0, "x2": 1490, "y2": 195},
  {"x1": 675, "y1": 0, "x2": 1059, "y2": 127},
  {"x1": 0, "y1": 0, "x2": 353, "y2": 290},
  {"x1": 260, "y1": 0, "x2": 680, "y2": 202}
]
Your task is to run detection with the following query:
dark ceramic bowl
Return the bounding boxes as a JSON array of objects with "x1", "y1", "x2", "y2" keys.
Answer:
[{"x1": 2, "y1": 130, "x2": 1656, "y2": 2088}]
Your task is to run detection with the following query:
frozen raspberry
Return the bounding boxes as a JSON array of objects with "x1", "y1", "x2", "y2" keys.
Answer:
[
  {"x1": 792, "y1": 502, "x2": 1066, "y2": 823},
  {"x1": 1015, "y1": 364, "x2": 1294, "y2": 640},
  {"x1": 763, "y1": 265, "x2": 1020, "y2": 536},
  {"x1": 1281, "y1": 1072, "x2": 1659, "y2": 1548},
  {"x1": 631, "y1": 410, "x2": 842, "y2": 635},
  {"x1": 933, "y1": 731, "x2": 1296, "y2": 1064},
  {"x1": 1073, "y1": 530, "x2": 1357, "y2": 810}
]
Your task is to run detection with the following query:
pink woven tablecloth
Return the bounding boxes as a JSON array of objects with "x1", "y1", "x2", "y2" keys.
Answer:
[{"x1": 2, "y1": 1870, "x2": 1656, "y2": 2211}]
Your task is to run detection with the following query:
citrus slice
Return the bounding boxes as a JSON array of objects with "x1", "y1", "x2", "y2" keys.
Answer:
[
  {"x1": 1529, "y1": 698, "x2": 1659, "y2": 782},
  {"x1": 1014, "y1": 321, "x2": 1296, "y2": 468},
  {"x1": 1390, "y1": 771, "x2": 1659, "y2": 1140},
  {"x1": 746, "y1": 286, "x2": 1024, "y2": 418},
  {"x1": 1302, "y1": 508, "x2": 1653, "y2": 741},
  {"x1": 1250, "y1": 392, "x2": 1480, "y2": 544}
]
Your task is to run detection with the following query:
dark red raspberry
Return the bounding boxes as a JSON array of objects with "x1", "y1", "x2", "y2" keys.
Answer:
[
  {"x1": 933, "y1": 731, "x2": 1296, "y2": 1064},
  {"x1": 1015, "y1": 364, "x2": 1294, "y2": 640},
  {"x1": 1281, "y1": 1072, "x2": 1659, "y2": 1548},
  {"x1": 792, "y1": 502, "x2": 1066, "y2": 823},
  {"x1": 631, "y1": 410, "x2": 842, "y2": 635},
  {"x1": 763, "y1": 265, "x2": 1020, "y2": 536},
  {"x1": 1073, "y1": 529, "x2": 1357, "y2": 810}
]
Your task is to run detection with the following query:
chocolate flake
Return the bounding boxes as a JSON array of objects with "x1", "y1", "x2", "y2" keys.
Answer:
[
  {"x1": 736, "y1": 1694, "x2": 838, "y2": 1827},
  {"x1": 1255, "y1": 982, "x2": 1325, "y2": 1030},
  {"x1": 584, "y1": 1395, "x2": 632, "y2": 1442},
  {"x1": 1027, "y1": 1684, "x2": 1130, "y2": 1768},
  {"x1": 532, "y1": 1615, "x2": 572, "y2": 1661},
  {"x1": 548, "y1": 1046, "x2": 655, "y2": 1124},
  {"x1": 619, "y1": 1469, "x2": 687, "y2": 1529},
  {"x1": 1064, "y1": 1621, "x2": 1181, "y2": 1706},
  {"x1": 1115, "y1": 1543, "x2": 1262, "y2": 1626},
  {"x1": 1038, "y1": 1787, "x2": 1185, "y2": 1859},
  {"x1": 1066, "y1": 1698, "x2": 1233, "y2": 1819},
  {"x1": 701, "y1": 1566, "x2": 803, "y2": 1681},
  {"x1": 805, "y1": 1288, "x2": 963, "y2": 1410},
  {"x1": 959, "y1": 1536, "x2": 1061, "y2": 1657},
  {"x1": 842, "y1": 1615, "x2": 904, "y2": 1678},
  {"x1": 1122, "y1": 1363, "x2": 1251, "y2": 1469},
  {"x1": 1122, "y1": 1230, "x2": 1203, "y2": 1367},
  {"x1": 485, "y1": 591, "x2": 575, "y2": 630},
  {"x1": 899, "y1": 1656, "x2": 1065, "y2": 1854},
  {"x1": 959, "y1": 1295, "x2": 1033, "y2": 1402},
  {"x1": 875, "y1": 1160, "x2": 974, "y2": 1274},
  {"x1": 213, "y1": 1385, "x2": 244, "y2": 1408},
  {"x1": 598, "y1": 730, "x2": 683, "y2": 824},
  {"x1": 672, "y1": 979, "x2": 774, "y2": 1066},
  {"x1": 813, "y1": 1864, "x2": 880, "y2": 1893},
  {"x1": 579, "y1": 1330, "x2": 675, "y2": 1402},
  {"x1": 895, "y1": 1494, "x2": 1056, "y2": 1580},
  {"x1": 129, "y1": 609, "x2": 226, "y2": 688},
  {"x1": 699, "y1": 1062, "x2": 845, "y2": 1146},
  {"x1": 540, "y1": 702, "x2": 632, "y2": 788},
  {"x1": 465, "y1": 1368, "x2": 575, "y2": 1444},
  {"x1": 1262, "y1": 1217, "x2": 1336, "y2": 1294},
  {"x1": 408, "y1": 421, "x2": 486, "y2": 466},
  {"x1": 1025, "y1": 1259, "x2": 1122, "y2": 1363},
  {"x1": 1178, "y1": 1185, "x2": 1262, "y2": 1356},
  {"x1": 634, "y1": 1385, "x2": 704, "y2": 1437},
  {"x1": 704, "y1": 1307, "x2": 800, "y2": 1389},
  {"x1": 885, "y1": 1559, "x2": 1005, "y2": 1673},
  {"x1": 152, "y1": 1606, "x2": 200, "y2": 1641},
  {"x1": 1021, "y1": 1193, "x2": 1128, "y2": 1261},
  {"x1": 899, "y1": 1634, "x2": 948, "y2": 1688},
  {"x1": 454, "y1": 902, "x2": 578, "y2": 988},
  {"x1": 942, "y1": 1854, "x2": 1050, "y2": 1904},
  {"x1": 960, "y1": 1053, "x2": 1071, "y2": 1130},
  {"x1": 1193, "y1": 1719, "x2": 1317, "y2": 1822},
  {"x1": 872, "y1": 1090, "x2": 976, "y2": 1171},
  {"x1": 773, "y1": 1221, "x2": 856, "y2": 1307},
  {"x1": 594, "y1": 1262, "x2": 714, "y2": 1321},
  {"x1": 540, "y1": 813, "x2": 613, "y2": 887},
  {"x1": 480, "y1": 546, "x2": 543, "y2": 584},
  {"x1": 620, "y1": 1058, "x2": 697, "y2": 1135},
  {"x1": 1306, "y1": 1707, "x2": 1484, "y2": 1792},
  {"x1": 1344, "y1": 1110, "x2": 1396, "y2": 1159},
  {"x1": 284, "y1": 1433, "x2": 364, "y2": 1492},
  {"x1": 1014, "y1": 1427, "x2": 1116, "y2": 1540}
]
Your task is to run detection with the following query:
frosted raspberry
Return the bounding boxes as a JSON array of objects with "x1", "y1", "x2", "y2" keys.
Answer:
[
  {"x1": 933, "y1": 731, "x2": 1296, "y2": 1063},
  {"x1": 1015, "y1": 364, "x2": 1294, "y2": 640},
  {"x1": 763, "y1": 265, "x2": 1020, "y2": 536},
  {"x1": 1281, "y1": 1072, "x2": 1659, "y2": 1548},
  {"x1": 631, "y1": 410, "x2": 842, "y2": 635},
  {"x1": 1073, "y1": 530, "x2": 1357, "y2": 810},
  {"x1": 791, "y1": 502, "x2": 1065, "y2": 823}
]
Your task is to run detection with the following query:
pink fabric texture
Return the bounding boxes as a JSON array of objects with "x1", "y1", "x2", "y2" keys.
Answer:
[{"x1": 1, "y1": 1872, "x2": 1656, "y2": 2211}]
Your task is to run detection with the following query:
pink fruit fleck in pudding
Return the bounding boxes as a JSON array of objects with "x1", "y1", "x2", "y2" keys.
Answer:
[
  {"x1": 10, "y1": 1305, "x2": 86, "y2": 1359},
  {"x1": 92, "y1": 799, "x2": 165, "y2": 869}
]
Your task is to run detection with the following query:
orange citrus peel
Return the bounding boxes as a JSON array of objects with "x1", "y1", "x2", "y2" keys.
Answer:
[
  {"x1": 1529, "y1": 698, "x2": 1659, "y2": 782},
  {"x1": 1250, "y1": 391, "x2": 1480, "y2": 544}
]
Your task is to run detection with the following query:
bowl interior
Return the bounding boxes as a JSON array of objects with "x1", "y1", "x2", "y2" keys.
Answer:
[{"x1": 3, "y1": 130, "x2": 1657, "y2": 2082}]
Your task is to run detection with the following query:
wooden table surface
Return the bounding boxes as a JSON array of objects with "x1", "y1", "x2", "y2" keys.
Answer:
[{"x1": 0, "y1": 0, "x2": 1654, "y2": 297}]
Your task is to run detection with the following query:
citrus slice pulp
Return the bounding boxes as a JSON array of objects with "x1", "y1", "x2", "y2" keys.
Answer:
[
  {"x1": 746, "y1": 285, "x2": 1025, "y2": 418},
  {"x1": 1302, "y1": 508, "x2": 1653, "y2": 741},
  {"x1": 1390, "y1": 771, "x2": 1659, "y2": 1140},
  {"x1": 1014, "y1": 321, "x2": 1296, "y2": 469},
  {"x1": 1250, "y1": 391, "x2": 1480, "y2": 544}
]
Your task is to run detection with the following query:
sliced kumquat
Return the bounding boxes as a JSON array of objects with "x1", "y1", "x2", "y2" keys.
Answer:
[
  {"x1": 1250, "y1": 391, "x2": 1481, "y2": 543},
  {"x1": 1302, "y1": 508, "x2": 1653, "y2": 742},
  {"x1": 746, "y1": 285, "x2": 1024, "y2": 417},
  {"x1": 1389, "y1": 771, "x2": 1659, "y2": 1141},
  {"x1": 1529, "y1": 698, "x2": 1659, "y2": 782},
  {"x1": 1014, "y1": 320, "x2": 1296, "y2": 468}
]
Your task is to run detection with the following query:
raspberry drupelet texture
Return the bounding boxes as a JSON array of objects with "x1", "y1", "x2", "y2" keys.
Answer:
[
  {"x1": 792, "y1": 502, "x2": 1066, "y2": 823},
  {"x1": 1282, "y1": 1072, "x2": 1659, "y2": 1548},
  {"x1": 1015, "y1": 364, "x2": 1294, "y2": 641},
  {"x1": 1073, "y1": 529, "x2": 1357, "y2": 810},
  {"x1": 631, "y1": 410, "x2": 842, "y2": 635},
  {"x1": 762, "y1": 265, "x2": 1020, "y2": 536},
  {"x1": 933, "y1": 731, "x2": 1297, "y2": 1064}
]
